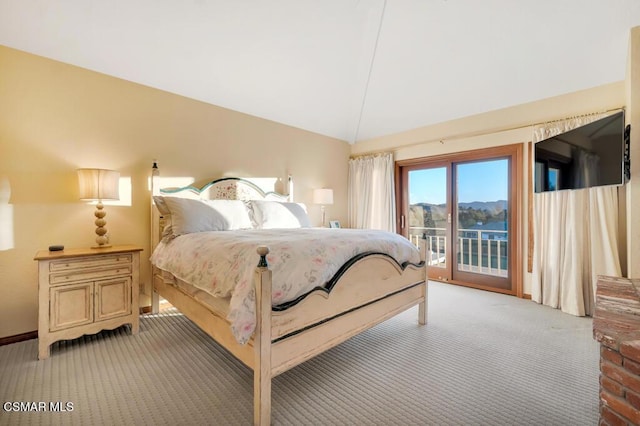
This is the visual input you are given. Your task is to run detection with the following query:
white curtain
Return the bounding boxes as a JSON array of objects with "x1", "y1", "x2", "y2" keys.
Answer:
[
  {"x1": 531, "y1": 186, "x2": 621, "y2": 315},
  {"x1": 348, "y1": 153, "x2": 395, "y2": 231},
  {"x1": 531, "y1": 112, "x2": 622, "y2": 316}
]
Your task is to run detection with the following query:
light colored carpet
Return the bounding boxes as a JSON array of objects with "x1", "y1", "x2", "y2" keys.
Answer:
[{"x1": 0, "y1": 282, "x2": 599, "y2": 425}]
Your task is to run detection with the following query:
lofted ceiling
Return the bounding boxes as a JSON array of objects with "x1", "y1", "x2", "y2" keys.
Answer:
[{"x1": 1, "y1": 0, "x2": 639, "y2": 144}]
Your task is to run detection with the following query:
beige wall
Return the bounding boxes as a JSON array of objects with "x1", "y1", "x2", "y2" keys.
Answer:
[
  {"x1": 0, "y1": 45, "x2": 351, "y2": 338},
  {"x1": 352, "y1": 82, "x2": 629, "y2": 295}
]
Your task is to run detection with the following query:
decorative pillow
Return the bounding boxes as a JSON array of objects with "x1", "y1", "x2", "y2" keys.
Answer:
[
  {"x1": 153, "y1": 196, "x2": 171, "y2": 216},
  {"x1": 155, "y1": 197, "x2": 253, "y2": 236},
  {"x1": 248, "y1": 200, "x2": 311, "y2": 229}
]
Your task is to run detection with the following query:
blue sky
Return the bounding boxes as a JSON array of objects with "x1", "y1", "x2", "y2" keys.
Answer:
[{"x1": 409, "y1": 159, "x2": 508, "y2": 204}]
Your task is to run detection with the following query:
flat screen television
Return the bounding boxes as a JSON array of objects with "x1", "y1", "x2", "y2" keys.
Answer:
[{"x1": 534, "y1": 111, "x2": 629, "y2": 193}]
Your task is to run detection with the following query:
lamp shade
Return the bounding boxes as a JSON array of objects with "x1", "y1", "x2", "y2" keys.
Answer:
[
  {"x1": 313, "y1": 188, "x2": 333, "y2": 205},
  {"x1": 77, "y1": 169, "x2": 120, "y2": 200}
]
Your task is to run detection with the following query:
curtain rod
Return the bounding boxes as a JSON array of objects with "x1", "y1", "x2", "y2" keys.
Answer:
[
  {"x1": 531, "y1": 106, "x2": 624, "y2": 127},
  {"x1": 350, "y1": 106, "x2": 625, "y2": 158},
  {"x1": 349, "y1": 152, "x2": 393, "y2": 160}
]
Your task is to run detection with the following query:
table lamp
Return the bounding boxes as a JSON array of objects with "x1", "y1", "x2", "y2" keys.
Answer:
[
  {"x1": 313, "y1": 188, "x2": 333, "y2": 227},
  {"x1": 77, "y1": 168, "x2": 120, "y2": 248}
]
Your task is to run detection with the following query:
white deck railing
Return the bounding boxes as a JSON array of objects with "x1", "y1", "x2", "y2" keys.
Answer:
[
  {"x1": 409, "y1": 226, "x2": 508, "y2": 277},
  {"x1": 409, "y1": 227, "x2": 447, "y2": 268}
]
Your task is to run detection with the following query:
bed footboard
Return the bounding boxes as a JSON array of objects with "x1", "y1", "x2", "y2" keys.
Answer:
[{"x1": 252, "y1": 238, "x2": 429, "y2": 425}]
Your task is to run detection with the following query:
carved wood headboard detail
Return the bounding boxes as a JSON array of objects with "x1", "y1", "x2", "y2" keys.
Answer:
[{"x1": 160, "y1": 177, "x2": 291, "y2": 202}]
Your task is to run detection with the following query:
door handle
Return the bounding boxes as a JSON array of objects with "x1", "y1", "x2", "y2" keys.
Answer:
[
  {"x1": 447, "y1": 213, "x2": 451, "y2": 224},
  {"x1": 400, "y1": 215, "x2": 405, "y2": 229}
]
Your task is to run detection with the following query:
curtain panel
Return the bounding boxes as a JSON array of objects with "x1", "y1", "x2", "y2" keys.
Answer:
[
  {"x1": 531, "y1": 111, "x2": 622, "y2": 316},
  {"x1": 348, "y1": 153, "x2": 395, "y2": 232}
]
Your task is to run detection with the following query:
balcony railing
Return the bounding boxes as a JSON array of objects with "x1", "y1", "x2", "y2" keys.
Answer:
[
  {"x1": 409, "y1": 226, "x2": 508, "y2": 277},
  {"x1": 409, "y1": 227, "x2": 447, "y2": 268}
]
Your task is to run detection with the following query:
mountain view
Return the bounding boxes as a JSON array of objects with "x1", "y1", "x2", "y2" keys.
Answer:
[{"x1": 410, "y1": 200, "x2": 507, "y2": 230}]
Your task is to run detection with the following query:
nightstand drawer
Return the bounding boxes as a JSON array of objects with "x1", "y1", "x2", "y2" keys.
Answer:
[
  {"x1": 50, "y1": 253, "x2": 132, "y2": 272},
  {"x1": 49, "y1": 265, "x2": 132, "y2": 285}
]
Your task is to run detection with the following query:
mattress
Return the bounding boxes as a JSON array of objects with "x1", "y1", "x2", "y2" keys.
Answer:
[{"x1": 158, "y1": 269, "x2": 230, "y2": 318}]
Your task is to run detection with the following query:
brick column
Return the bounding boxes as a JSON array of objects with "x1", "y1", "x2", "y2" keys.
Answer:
[{"x1": 593, "y1": 276, "x2": 640, "y2": 425}]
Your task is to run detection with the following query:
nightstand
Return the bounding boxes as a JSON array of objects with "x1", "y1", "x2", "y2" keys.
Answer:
[{"x1": 34, "y1": 245, "x2": 143, "y2": 359}]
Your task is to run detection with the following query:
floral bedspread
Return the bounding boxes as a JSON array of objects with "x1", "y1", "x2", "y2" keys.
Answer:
[{"x1": 150, "y1": 228, "x2": 421, "y2": 344}]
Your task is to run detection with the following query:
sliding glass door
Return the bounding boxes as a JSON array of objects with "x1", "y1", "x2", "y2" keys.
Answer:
[
  {"x1": 396, "y1": 145, "x2": 522, "y2": 295},
  {"x1": 452, "y1": 158, "x2": 511, "y2": 290},
  {"x1": 406, "y1": 165, "x2": 450, "y2": 282}
]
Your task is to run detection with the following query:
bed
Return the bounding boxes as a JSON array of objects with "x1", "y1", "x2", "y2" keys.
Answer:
[{"x1": 149, "y1": 168, "x2": 429, "y2": 425}]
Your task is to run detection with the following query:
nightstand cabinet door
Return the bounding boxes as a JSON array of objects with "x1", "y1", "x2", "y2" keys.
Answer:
[
  {"x1": 49, "y1": 282, "x2": 93, "y2": 331},
  {"x1": 95, "y1": 277, "x2": 132, "y2": 321}
]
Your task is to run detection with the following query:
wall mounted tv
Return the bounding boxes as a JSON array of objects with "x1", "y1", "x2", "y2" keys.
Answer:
[{"x1": 534, "y1": 111, "x2": 630, "y2": 193}]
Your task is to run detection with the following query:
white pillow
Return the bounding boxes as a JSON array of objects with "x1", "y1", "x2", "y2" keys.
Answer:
[
  {"x1": 248, "y1": 200, "x2": 311, "y2": 229},
  {"x1": 153, "y1": 195, "x2": 171, "y2": 216},
  {"x1": 155, "y1": 197, "x2": 253, "y2": 236}
]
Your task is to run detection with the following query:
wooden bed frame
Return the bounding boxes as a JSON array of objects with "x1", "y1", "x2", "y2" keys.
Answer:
[{"x1": 150, "y1": 170, "x2": 429, "y2": 425}]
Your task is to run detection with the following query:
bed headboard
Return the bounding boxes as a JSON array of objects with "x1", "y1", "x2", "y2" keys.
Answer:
[
  {"x1": 149, "y1": 162, "x2": 293, "y2": 250},
  {"x1": 159, "y1": 177, "x2": 291, "y2": 201}
]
